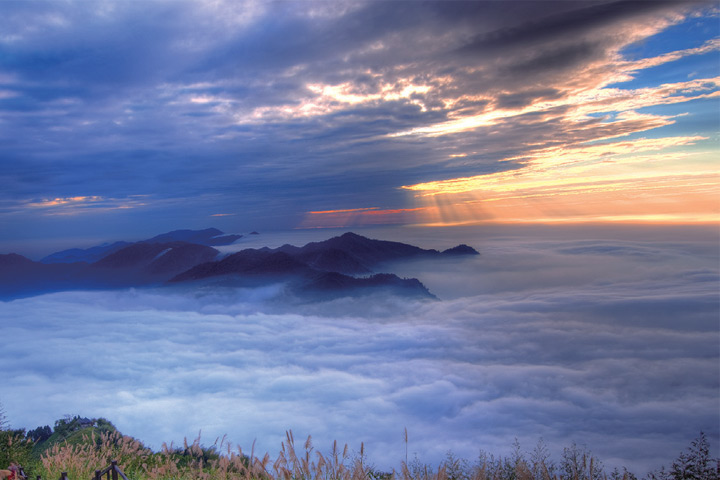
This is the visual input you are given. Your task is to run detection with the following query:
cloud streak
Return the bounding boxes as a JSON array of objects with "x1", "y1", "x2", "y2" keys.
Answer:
[{"x1": 0, "y1": 1, "x2": 716, "y2": 237}]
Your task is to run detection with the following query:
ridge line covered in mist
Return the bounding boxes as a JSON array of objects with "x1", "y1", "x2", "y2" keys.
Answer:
[{"x1": 0, "y1": 229, "x2": 478, "y2": 301}]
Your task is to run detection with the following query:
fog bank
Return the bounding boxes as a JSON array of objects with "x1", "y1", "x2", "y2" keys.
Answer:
[{"x1": 1, "y1": 225, "x2": 717, "y2": 474}]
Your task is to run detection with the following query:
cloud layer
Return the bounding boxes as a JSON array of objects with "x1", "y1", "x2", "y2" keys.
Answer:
[
  {"x1": 0, "y1": 1, "x2": 717, "y2": 240},
  {"x1": 1, "y1": 225, "x2": 717, "y2": 474}
]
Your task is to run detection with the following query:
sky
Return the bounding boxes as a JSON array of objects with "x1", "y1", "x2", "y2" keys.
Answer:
[
  {"x1": 0, "y1": 1, "x2": 719, "y2": 475},
  {"x1": 0, "y1": 0, "x2": 718, "y2": 249},
  {"x1": 1, "y1": 224, "x2": 718, "y2": 474}
]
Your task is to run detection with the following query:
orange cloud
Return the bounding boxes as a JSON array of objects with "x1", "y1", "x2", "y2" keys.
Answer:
[
  {"x1": 230, "y1": 76, "x2": 435, "y2": 124},
  {"x1": 390, "y1": 77, "x2": 719, "y2": 138},
  {"x1": 23, "y1": 195, "x2": 147, "y2": 216},
  {"x1": 402, "y1": 140, "x2": 719, "y2": 226},
  {"x1": 390, "y1": 28, "x2": 720, "y2": 227},
  {"x1": 26, "y1": 196, "x2": 104, "y2": 208}
]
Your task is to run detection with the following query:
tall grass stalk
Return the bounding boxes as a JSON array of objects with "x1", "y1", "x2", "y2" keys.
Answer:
[{"x1": 30, "y1": 430, "x2": 715, "y2": 480}]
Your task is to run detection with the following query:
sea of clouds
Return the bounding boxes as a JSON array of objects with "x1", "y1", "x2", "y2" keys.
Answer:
[{"x1": 1, "y1": 225, "x2": 718, "y2": 474}]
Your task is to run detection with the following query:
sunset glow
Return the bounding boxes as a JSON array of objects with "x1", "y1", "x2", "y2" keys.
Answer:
[
  {"x1": 403, "y1": 139, "x2": 718, "y2": 225},
  {"x1": 0, "y1": 1, "x2": 716, "y2": 234},
  {"x1": 1, "y1": 2, "x2": 718, "y2": 474},
  {"x1": 21, "y1": 195, "x2": 147, "y2": 216}
]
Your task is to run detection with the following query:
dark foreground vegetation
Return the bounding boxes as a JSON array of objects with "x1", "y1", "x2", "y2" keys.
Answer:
[{"x1": 0, "y1": 413, "x2": 717, "y2": 480}]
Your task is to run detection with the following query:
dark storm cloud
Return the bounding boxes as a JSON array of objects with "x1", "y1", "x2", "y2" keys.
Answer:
[
  {"x1": 495, "y1": 89, "x2": 563, "y2": 109},
  {"x1": 0, "y1": 0, "x2": 716, "y2": 237},
  {"x1": 457, "y1": 1, "x2": 686, "y2": 54},
  {"x1": 506, "y1": 42, "x2": 602, "y2": 76}
]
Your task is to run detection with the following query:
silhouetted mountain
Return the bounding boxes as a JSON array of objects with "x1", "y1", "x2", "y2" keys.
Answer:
[
  {"x1": 301, "y1": 271, "x2": 434, "y2": 300},
  {"x1": 0, "y1": 254, "x2": 89, "y2": 299},
  {"x1": 169, "y1": 232, "x2": 478, "y2": 299},
  {"x1": 0, "y1": 243, "x2": 219, "y2": 299},
  {"x1": 0, "y1": 253, "x2": 36, "y2": 268},
  {"x1": 146, "y1": 243, "x2": 220, "y2": 275},
  {"x1": 1, "y1": 231, "x2": 478, "y2": 301},
  {"x1": 171, "y1": 231, "x2": 472, "y2": 284},
  {"x1": 40, "y1": 241, "x2": 131, "y2": 264},
  {"x1": 171, "y1": 249, "x2": 313, "y2": 282},
  {"x1": 296, "y1": 232, "x2": 437, "y2": 267},
  {"x1": 442, "y1": 244, "x2": 480, "y2": 255},
  {"x1": 40, "y1": 228, "x2": 240, "y2": 265},
  {"x1": 295, "y1": 248, "x2": 371, "y2": 275},
  {"x1": 93, "y1": 241, "x2": 219, "y2": 280}
]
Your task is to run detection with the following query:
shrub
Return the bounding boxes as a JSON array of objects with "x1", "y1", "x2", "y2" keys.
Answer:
[
  {"x1": 646, "y1": 432, "x2": 719, "y2": 480},
  {"x1": 0, "y1": 429, "x2": 34, "y2": 472}
]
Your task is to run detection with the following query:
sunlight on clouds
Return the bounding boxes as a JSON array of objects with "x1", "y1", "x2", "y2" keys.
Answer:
[
  {"x1": 26, "y1": 196, "x2": 104, "y2": 208},
  {"x1": 567, "y1": 78, "x2": 720, "y2": 119},
  {"x1": 503, "y1": 135, "x2": 710, "y2": 171},
  {"x1": 619, "y1": 37, "x2": 720, "y2": 77},
  {"x1": 391, "y1": 32, "x2": 719, "y2": 138},
  {"x1": 405, "y1": 136, "x2": 710, "y2": 195},
  {"x1": 238, "y1": 77, "x2": 433, "y2": 123},
  {"x1": 189, "y1": 95, "x2": 218, "y2": 104},
  {"x1": 391, "y1": 76, "x2": 719, "y2": 138},
  {"x1": 1, "y1": 1, "x2": 717, "y2": 237},
  {"x1": 389, "y1": 32, "x2": 720, "y2": 226},
  {"x1": 306, "y1": 83, "x2": 373, "y2": 105},
  {"x1": 306, "y1": 80, "x2": 431, "y2": 106},
  {"x1": 405, "y1": 188, "x2": 720, "y2": 227},
  {"x1": 402, "y1": 137, "x2": 720, "y2": 225},
  {"x1": 23, "y1": 195, "x2": 148, "y2": 216}
]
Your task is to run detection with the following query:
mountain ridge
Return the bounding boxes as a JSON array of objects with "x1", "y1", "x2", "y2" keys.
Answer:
[
  {"x1": 0, "y1": 229, "x2": 478, "y2": 301},
  {"x1": 39, "y1": 228, "x2": 242, "y2": 264}
]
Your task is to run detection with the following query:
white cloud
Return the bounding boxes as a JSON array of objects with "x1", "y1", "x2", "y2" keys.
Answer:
[{"x1": 0, "y1": 225, "x2": 717, "y2": 474}]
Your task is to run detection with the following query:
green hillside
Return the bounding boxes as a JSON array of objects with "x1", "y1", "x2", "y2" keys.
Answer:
[{"x1": 30, "y1": 416, "x2": 119, "y2": 460}]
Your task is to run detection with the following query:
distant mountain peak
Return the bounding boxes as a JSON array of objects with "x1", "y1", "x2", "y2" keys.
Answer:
[
  {"x1": 167, "y1": 232, "x2": 478, "y2": 300},
  {"x1": 442, "y1": 244, "x2": 479, "y2": 255},
  {"x1": 1, "y1": 231, "x2": 479, "y2": 301},
  {"x1": 39, "y1": 228, "x2": 241, "y2": 265},
  {"x1": 145, "y1": 228, "x2": 241, "y2": 246},
  {"x1": 40, "y1": 241, "x2": 131, "y2": 264},
  {"x1": 0, "y1": 252, "x2": 35, "y2": 266}
]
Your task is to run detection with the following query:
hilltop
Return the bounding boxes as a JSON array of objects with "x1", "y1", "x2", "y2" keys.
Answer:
[
  {"x1": 28, "y1": 416, "x2": 119, "y2": 460},
  {"x1": 0, "y1": 230, "x2": 478, "y2": 301}
]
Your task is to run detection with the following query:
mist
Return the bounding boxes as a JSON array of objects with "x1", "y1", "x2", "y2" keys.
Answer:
[{"x1": 1, "y1": 224, "x2": 717, "y2": 474}]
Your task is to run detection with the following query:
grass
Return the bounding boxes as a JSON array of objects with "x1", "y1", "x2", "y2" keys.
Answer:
[
  {"x1": 2, "y1": 429, "x2": 632, "y2": 480},
  {"x1": 2, "y1": 427, "x2": 717, "y2": 480},
  {"x1": 31, "y1": 420, "x2": 117, "y2": 461}
]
